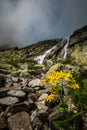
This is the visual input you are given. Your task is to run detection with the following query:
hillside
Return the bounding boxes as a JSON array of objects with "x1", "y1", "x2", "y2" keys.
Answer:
[{"x1": 0, "y1": 25, "x2": 87, "y2": 130}]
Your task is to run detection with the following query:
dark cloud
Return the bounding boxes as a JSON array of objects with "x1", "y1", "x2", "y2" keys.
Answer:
[{"x1": 0, "y1": 0, "x2": 87, "y2": 49}]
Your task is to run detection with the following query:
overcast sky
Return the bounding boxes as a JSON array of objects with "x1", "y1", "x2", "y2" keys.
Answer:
[{"x1": 0, "y1": 0, "x2": 87, "y2": 48}]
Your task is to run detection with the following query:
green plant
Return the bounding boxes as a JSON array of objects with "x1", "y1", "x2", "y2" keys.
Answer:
[{"x1": 42, "y1": 70, "x2": 84, "y2": 130}]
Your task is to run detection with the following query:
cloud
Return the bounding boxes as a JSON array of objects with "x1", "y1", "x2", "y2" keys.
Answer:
[{"x1": 0, "y1": 0, "x2": 87, "y2": 49}]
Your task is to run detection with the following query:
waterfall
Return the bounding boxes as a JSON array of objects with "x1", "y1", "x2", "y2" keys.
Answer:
[
  {"x1": 63, "y1": 37, "x2": 69, "y2": 59},
  {"x1": 30, "y1": 109, "x2": 37, "y2": 122},
  {"x1": 35, "y1": 45, "x2": 56, "y2": 64}
]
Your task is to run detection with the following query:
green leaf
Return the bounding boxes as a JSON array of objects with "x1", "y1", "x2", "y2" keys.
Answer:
[{"x1": 53, "y1": 119, "x2": 69, "y2": 129}]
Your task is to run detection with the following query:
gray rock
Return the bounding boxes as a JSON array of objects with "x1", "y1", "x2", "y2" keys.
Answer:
[
  {"x1": 0, "y1": 112, "x2": 7, "y2": 129},
  {"x1": 0, "y1": 97, "x2": 19, "y2": 106},
  {"x1": 37, "y1": 101, "x2": 48, "y2": 111},
  {"x1": 36, "y1": 89, "x2": 49, "y2": 97},
  {"x1": 5, "y1": 102, "x2": 30, "y2": 116},
  {"x1": 7, "y1": 90, "x2": 26, "y2": 98},
  {"x1": 28, "y1": 78, "x2": 42, "y2": 87},
  {"x1": 8, "y1": 111, "x2": 32, "y2": 130},
  {"x1": 38, "y1": 93, "x2": 48, "y2": 101}
]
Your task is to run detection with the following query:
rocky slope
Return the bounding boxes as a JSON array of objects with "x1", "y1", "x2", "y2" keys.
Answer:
[{"x1": 0, "y1": 25, "x2": 87, "y2": 130}]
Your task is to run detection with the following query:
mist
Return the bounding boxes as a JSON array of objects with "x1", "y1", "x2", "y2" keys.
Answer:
[{"x1": 0, "y1": 0, "x2": 87, "y2": 49}]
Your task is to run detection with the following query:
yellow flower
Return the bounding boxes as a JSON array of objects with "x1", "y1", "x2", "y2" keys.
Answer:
[
  {"x1": 41, "y1": 80, "x2": 46, "y2": 86},
  {"x1": 45, "y1": 94, "x2": 54, "y2": 102},
  {"x1": 70, "y1": 83, "x2": 80, "y2": 90},
  {"x1": 73, "y1": 110, "x2": 78, "y2": 114}
]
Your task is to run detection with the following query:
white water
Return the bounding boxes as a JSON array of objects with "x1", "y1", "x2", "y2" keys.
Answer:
[
  {"x1": 35, "y1": 45, "x2": 56, "y2": 64},
  {"x1": 30, "y1": 109, "x2": 37, "y2": 122},
  {"x1": 63, "y1": 37, "x2": 69, "y2": 59}
]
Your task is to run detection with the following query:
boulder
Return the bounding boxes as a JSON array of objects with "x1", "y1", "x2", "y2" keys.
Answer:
[
  {"x1": 0, "y1": 97, "x2": 19, "y2": 106},
  {"x1": 7, "y1": 90, "x2": 26, "y2": 98},
  {"x1": 5, "y1": 102, "x2": 30, "y2": 116},
  {"x1": 8, "y1": 111, "x2": 32, "y2": 130}
]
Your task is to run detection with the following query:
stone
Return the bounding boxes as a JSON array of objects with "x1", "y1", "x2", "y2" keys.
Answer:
[
  {"x1": 11, "y1": 77, "x2": 18, "y2": 82},
  {"x1": 0, "y1": 87, "x2": 9, "y2": 98},
  {"x1": 0, "y1": 112, "x2": 7, "y2": 129},
  {"x1": 37, "y1": 101, "x2": 48, "y2": 111},
  {"x1": 36, "y1": 89, "x2": 49, "y2": 96},
  {"x1": 0, "y1": 97, "x2": 19, "y2": 106},
  {"x1": 21, "y1": 78, "x2": 28, "y2": 87},
  {"x1": 11, "y1": 83, "x2": 20, "y2": 89},
  {"x1": 32, "y1": 117, "x2": 42, "y2": 130},
  {"x1": 5, "y1": 102, "x2": 30, "y2": 116},
  {"x1": 27, "y1": 99, "x2": 37, "y2": 111},
  {"x1": 7, "y1": 90, "x2": 26, "y2": 98},
  {"x1": 28, "y1": 78, "x2": 42, "y2": 87},
  {"x1": 28, "y1": 93, "x2": 37, "y2": 102},
  {"x1": 38, "y1": 93, "x2": 48, "y2": 101},
  {"x1": 8, "y1": 111, "x2": 32, "y2": 130},
  {"x1": 37, "y1": 109, "x2": 48, "y2": 122}
]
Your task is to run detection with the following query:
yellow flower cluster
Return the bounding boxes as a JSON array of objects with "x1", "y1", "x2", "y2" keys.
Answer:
[
  {"x1": 42, "y1": 70, "x2": 80, "y2": 102},
  {"x1": 45, "y1": 94, "x2": 54, "y2": 102},
  {"x1": 45, "y1": 71, "x2": 72, "y2": 84}
]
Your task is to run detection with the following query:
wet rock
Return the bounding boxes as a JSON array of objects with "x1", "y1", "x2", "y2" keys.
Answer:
[
  {"x1": 8, "y1": 111, "x2": 32, "y2": 130},
  {"x1": 0, "y1": 112, "x2": 7, "y2": 129},
  {"x1": 7, "y1": 90, "x2": 26, "y2": 98},
  {"x1": 28, "y1": 78, "x2": 42, "y2": 87},
  {"x1": 5, "y1": 102, "x2": 30, "y2": 116},
  {"x1": 0, "y1": 97, "x2": 19, "y2": 106}
]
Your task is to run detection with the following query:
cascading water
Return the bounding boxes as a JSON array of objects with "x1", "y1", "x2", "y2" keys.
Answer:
[
  {"x1": 63, "y1": 37, "x2": 69, "y2": 59},
  {"x1": 35, "y1": 45, "x2": 56, "y2": 64},
  {"x1": 30, "y1": 109, "x2": 37, "y2": 122}
]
